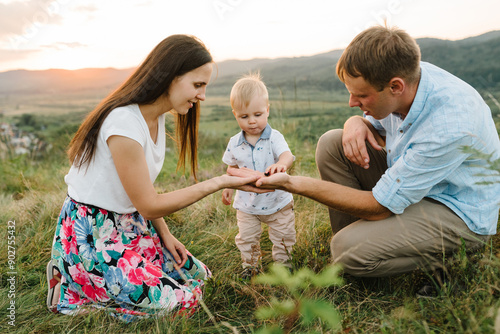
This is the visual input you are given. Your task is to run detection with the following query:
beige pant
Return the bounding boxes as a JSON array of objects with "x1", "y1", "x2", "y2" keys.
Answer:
[
  {"x1": 316, "y1": 129, "x2": 489, "y2": 277},
  {"x1": 235, "y1": 201, "x2": 295, "y2": 268}
]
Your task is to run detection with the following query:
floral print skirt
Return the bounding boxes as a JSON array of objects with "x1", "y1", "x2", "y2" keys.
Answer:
[{"x1": 50, "y1": 196, "x2": 211, "y2": 322}]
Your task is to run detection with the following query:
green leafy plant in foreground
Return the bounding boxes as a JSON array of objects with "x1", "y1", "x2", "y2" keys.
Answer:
[{"x1": 253, "y1": 263, "x2": 344, "y2": 334}]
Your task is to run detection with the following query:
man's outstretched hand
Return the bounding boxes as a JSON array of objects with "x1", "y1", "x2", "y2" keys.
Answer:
[{"x1": 227, "y1": 167, "x2": 289, "y2": 191}]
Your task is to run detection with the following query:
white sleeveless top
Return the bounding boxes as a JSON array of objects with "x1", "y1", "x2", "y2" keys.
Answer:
[{"x1": 65, "y1": 104, "x2": 165, "y2": 213}]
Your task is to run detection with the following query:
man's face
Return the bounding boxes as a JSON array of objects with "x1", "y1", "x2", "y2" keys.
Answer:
[{"x1": 344, "y1": 75, "x2": 395, "y2": 120}]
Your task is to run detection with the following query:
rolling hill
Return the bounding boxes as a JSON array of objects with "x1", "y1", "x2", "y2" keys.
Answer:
[{"x1": 0, "y1": 31, "x2": 499, "y2": 96}]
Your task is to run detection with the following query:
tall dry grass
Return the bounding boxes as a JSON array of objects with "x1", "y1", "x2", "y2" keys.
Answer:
[{"x1": 0, "y1": 104, "x2": 499, "y2": 333}]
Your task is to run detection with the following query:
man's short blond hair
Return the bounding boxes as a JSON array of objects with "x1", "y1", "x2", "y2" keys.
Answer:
[
  {"x1": 230, "y1": 72, "x2": 269, "y2": 110},
  {"x1": 336, "y1": 26, "x2": 421, "y2": 91}
]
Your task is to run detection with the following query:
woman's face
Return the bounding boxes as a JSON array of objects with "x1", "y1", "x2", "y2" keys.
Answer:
[{"x1": 167, "y1": 62, "x2": 213, "y2": 114}]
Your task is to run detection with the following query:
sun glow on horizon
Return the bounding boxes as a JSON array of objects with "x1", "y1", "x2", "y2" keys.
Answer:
[{"x1": 0, "y1": 0, "x2": 500, "y2": 72}]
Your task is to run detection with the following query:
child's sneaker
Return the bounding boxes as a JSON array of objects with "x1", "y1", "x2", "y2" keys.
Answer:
[{"x1": 240, "y1": 266, "x2": 260, "y2": 280}]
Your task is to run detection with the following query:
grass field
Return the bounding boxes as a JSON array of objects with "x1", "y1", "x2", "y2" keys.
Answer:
[{"x1": 0, "y1": 93, "x2": 499, "y2": 333}]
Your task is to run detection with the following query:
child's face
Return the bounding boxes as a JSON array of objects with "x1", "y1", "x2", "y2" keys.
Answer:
[{"x1": 232, "y1": 95, "x2": 269, "y2": 137}]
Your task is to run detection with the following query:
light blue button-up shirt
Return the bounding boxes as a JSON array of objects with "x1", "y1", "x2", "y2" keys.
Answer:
[
  {"x1": 222, "y1": 124, "x2": 294, "y2": 215},
  {"x1": 369, "y1": 62, "x2": 500, "y2": 235}
]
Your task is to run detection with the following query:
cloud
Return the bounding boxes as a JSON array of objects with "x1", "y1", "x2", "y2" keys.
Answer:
[
  {"x1": 41, "y1": 41, "x2": 87, "y2": 50},
  {"x1": 74, "y1": 4, "x2": 98, "y2": 12},
  {"x1": 0, "y1": 0, "x2": 64, "y2": 40},
  {"x1": 73, "y1": 3, "x2": 98, "y2": 21},
  {"x1": 0, "y1": 48, "x2": 41, "y2": 62},
  {"x1": 134, "y1": 1, "x2": 153, "y2": 8}
]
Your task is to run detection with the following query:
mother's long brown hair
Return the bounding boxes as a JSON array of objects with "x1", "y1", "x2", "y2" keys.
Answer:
[{"x1": 68, "y1": 34, "x2": 212, "y2": 179}]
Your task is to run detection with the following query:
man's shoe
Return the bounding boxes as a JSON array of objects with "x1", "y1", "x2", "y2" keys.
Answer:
[
  {"x1": 416, "y1": 283, "x2": 439, "y2": 298},
  {"x1": 416, "y1": 268, "x2": 448, "y2": 299}
]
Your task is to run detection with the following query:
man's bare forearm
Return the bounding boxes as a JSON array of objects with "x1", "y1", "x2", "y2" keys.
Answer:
[{"x1": 284, "y1": 175, "x2": 391, "y2": 220}]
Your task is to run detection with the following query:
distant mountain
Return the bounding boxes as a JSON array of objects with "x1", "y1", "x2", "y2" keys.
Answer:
[
  {"x1": 418, "y1": 30, "x2": 500, "y2": 90},
  {"x1": 0, "y1": 67, "x2": 134, "y2": 95},
  {"x1": 208, "y1": 49, "x2": 345, "y2": 96},
  {"x1": 0, "y1": 31, "x2": 499, "y2": 96}
]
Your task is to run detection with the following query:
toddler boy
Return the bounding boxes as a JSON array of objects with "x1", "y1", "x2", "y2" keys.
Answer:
[{"x1": 222, "y1": 73, "x2": 296, "y2": 279}]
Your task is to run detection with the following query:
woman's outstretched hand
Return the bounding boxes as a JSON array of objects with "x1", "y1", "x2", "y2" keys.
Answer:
[{"x1": 226, "y1": 167, "x2": 262, "y2": 178}]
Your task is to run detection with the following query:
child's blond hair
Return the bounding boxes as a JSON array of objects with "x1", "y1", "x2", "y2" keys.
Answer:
[{"x1": 230, "y1": 72, "x2": 269, "y2": 111}]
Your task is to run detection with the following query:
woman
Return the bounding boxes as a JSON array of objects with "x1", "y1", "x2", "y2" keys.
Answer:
[{"x1": 46, "y1": 35, "x2": 261, "y2": 321}]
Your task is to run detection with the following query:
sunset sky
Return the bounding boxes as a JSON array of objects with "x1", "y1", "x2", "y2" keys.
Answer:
[{"x1": 1, "y1": 0, "x2": 499, "y2": 72}]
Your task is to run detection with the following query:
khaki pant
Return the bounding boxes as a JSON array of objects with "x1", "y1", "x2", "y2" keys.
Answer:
[
  {"x1": 315, "y1": 129, "x2": 489, "y2": 277},
  {"x1": 235, "y1": 201, "x2": 295, "y2": 268}
]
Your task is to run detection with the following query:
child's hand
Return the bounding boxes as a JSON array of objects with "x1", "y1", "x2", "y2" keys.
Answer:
[
  {"x1": 265, "y1": 163, "x2": 287, "y2": 176},
  {"x1": 222, "y1": 188, "x2": 234, "y2": 205}
]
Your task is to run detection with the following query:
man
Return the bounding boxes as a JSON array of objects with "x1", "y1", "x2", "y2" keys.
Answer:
[{"x1": 230, "y1": 26, "x2": 500, "y2": 296}]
